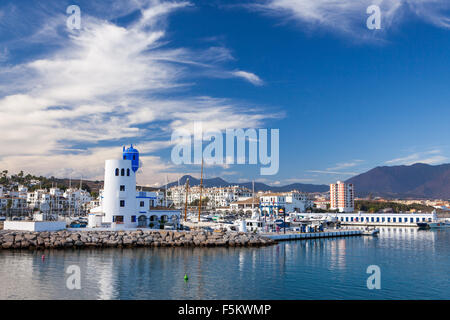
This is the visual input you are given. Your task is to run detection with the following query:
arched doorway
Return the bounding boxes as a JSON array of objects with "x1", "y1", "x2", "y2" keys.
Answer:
[
  {"x1": 138, "y1": 215, "x2": 147, "y2": 227},
  {"x1": 149, "y1": 215, "x2": 158, "y2": 228}
]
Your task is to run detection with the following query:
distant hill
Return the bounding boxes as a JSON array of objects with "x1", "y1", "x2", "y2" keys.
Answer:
[
  {"x1": 346, "y1": 163, "x2": 450, "y2": 199},
  {"x1": 164, "y1": 175, "x2": 329, "y2": 193}
]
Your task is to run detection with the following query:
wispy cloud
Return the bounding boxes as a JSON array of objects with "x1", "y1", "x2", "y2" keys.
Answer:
[
  {"x1": 307, "y1": 170, "x2": 359, "y2": 175},
  {"x1": 249, "y1": 0, "x2": 450, "y2": 39},
  {"x1": 327, "y1": 160, "x2": 364, "y2": 171},
  {"x1": 385, "y1": 149, "x2": 448, "y2": 165},
  {"x1": 306, "y1": 159, "x2": 365, "y2": 176},
  {"x1": 231, "y1": 70, "x2": 264, "y2": 86}
]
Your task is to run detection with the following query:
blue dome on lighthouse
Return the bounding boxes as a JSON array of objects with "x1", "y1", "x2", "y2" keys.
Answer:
[{"x1": 123, "y1": 144, "x2": 140, "y2": 172}]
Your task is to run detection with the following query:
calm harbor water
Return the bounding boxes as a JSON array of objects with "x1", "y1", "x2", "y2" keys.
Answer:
[{"x1": 0, "y1": 228, "x2": 448, "y2": 300}]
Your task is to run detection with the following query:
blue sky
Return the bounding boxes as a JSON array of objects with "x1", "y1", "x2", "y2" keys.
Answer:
[{"x1": 0, "y1": 0, "x2": 449, "y2": 187}]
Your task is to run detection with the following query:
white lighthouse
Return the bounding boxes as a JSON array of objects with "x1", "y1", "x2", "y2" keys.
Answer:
[
  {"x1": 88, "y1": 145, "x2": 181, "y2": 230},
  {"x1": 103, "y1": 159, "x2": 137, "y2": 228},
  {"x1": 103, "y1": 145, "x2": 140, "y2": 229}
]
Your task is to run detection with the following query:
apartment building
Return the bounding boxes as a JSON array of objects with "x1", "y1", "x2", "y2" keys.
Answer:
[{"x1": 330, "y1": 181, "x2": 354, "y2": 213}]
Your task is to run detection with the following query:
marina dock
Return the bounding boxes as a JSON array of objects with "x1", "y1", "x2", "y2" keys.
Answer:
[{"x1": 263, "y1": 229, "x2": 362, "y2": 241}]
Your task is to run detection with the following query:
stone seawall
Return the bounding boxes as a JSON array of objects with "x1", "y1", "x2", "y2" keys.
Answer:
[{"x1": 0, "y1": 229, "x2": 276, "y2": 250}]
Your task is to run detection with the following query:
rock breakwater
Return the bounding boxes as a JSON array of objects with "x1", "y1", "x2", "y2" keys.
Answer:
[{"x1": 0, "y1": 229, "x2": 276, "y2": 250}]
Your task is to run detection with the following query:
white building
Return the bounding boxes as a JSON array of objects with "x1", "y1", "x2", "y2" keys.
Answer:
[
  {"x1": 88, "y1": 145, "x2": 180, "y2": 229},
  {"x1": 168, "y1": 185, "x2": 252, "y2": 208},
  {"x1": 284, "y1": 191, "x2": 314, "y2": 212},
  {"x1": 259, "y1": 193, "x2": 286, "y2": 216},
  {"x1": 0, "y1": 196, "x2": 28, "y2": 211},
  {"x1": 259, "y1": 191, "x2": 314, "y2": 215},
  {"x1": 330, "y1": 181, "x2": 354, "y2": 212},
  {"x1": 0, "y1": 185, "x2": 3, "y2": 197},
  {"x1": 18, "y1": 185, "x2": 28, "y2": 197},
  {"x1": 27, "y1": 189, "x2": 50, "y2": 211},
  {"x1": 64, "y1": 188, "x2": 92, "y2": 211},
  {"x1": 297, "y1": 212, "x2": 438, "y2": 227},
  {"x1": 49, "y1": 187, "x2": 63, "y2": 197}
]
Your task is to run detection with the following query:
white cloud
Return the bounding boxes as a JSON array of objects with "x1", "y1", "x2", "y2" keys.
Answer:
[
  {"x1": 0, "y1": 0, "x2": 270, "y2": 185},
  {"x1": 251, "y1": 0, "x2": 450, "y2": 38},
  {"x1": 385, "y1": 149, "x2": 448, "y2": 165},
  {"x1": 327, "y1": 160, "x2": 364, "y2": 171},
  {"x1": 307, "y1": 170, "x2": 358, "y2": 175},
  {"x1": 231, "y1": 70, "x2": 264, "y2": 86}
]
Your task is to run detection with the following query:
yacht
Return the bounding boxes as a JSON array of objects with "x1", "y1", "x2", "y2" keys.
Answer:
[{"x1": 428, "y1": 221, "x2": 450, "y2": 228}]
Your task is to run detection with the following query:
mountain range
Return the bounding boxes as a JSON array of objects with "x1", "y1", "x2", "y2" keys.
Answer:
[
  {"x1": 163, "y1": 176, "x2": 329, "y2": 193},
  {"x1": 345, "y1": 163, "x2": 450, "y2": 199},
  {"x1": 163, "y1": 163, "x2": 450, "y2": 199}
]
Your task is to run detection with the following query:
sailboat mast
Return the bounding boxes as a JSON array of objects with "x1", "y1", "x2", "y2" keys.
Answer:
[
  {"x1": 68, "y1": 176, "x2": 71, "y2": 218},
  {"x1": 198, "y1": 158, "x2": 204, "y2": 223},
  {"x1": 252, "y1": 180, "x2": 255, "y2": 210},
  {"x1": 79, "y1": 176, "x2": 82, "y2": 216},
  {"x1": 165, "y1": 175, "x2": 168, "y2": 207},
  {"x1": 184, "y1": 178, "x2": 189, "y2": 222}
]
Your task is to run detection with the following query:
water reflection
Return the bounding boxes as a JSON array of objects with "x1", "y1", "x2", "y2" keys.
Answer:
[{"x1": 0, "y1": 229, "x2": 448, "y2": 300}]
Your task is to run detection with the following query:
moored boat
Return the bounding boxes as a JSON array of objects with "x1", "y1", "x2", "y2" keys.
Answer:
[
  {"x1": 417, "y1": 222, "x2": 430, "y2": 229},
  {"x1": 428, "y1": 221, "x2": 450, "y2": 228},
  {"x1": 362, "y1": 228, "x2": 379, "y2": 236}
]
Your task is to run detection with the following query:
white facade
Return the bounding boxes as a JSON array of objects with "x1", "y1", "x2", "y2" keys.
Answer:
[
  {"x1": 297, "y1": 212, "x2": 437, "y2": 227},
  {"x1": 103, "y1": 159, "x2": 137, "y2": 227},
  {"x1": 0, "y1": 197, "x2": 27, "y2": 210},
  {"x1": 335, "y1": 212, "x2": 436, "y2": 226},
  {"x1": 64, "y1": 188, "x2": 92, "y2": 210},
  {"x1": 284, "y1": 192, "x2": 314, "y2": 212},
  {"x1": 168, "y1": 185, "x2": 252, "y2": 208},
  {"x1": 260, "y1": 193, "x2": 286, "y2": 215},
  {"x1": 4, "y1": 221, "x2": 67, "y2": 232},
  {"x1": 330, "y1": 181, "x2": 354, "y2": 212}
]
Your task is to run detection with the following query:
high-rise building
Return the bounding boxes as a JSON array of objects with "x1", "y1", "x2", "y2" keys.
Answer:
[{"x1": 330, "y1": 181, "x2": 354, "y2": 212}]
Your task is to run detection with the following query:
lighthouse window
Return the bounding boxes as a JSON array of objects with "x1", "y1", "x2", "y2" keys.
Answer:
[
  {"x1": 127, "y1": 169, "x2": 130, "y2": 176},
  {"x1": 133, "y1": 155, "x2": 136, "y2": 160},
  {"x1": 121, "y1": 169, "x2": 125, "y2": 176},
  {"x1": 115, "y1": 168, "x2": 119, "y2": 176},
  {"x1": 140, "y1": 201, "x2": 144, "y2": 207},
  {"x1": 120, "y1": 185, "x2": 125, "y2": 192},
  {"x1": 120, "y1": 200, "x2": 125, "y2": 207}
]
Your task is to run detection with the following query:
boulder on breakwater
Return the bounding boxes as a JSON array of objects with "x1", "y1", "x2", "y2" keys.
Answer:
[{"x1": 0, "y1": 229, "x2": 276, "y2": 250}]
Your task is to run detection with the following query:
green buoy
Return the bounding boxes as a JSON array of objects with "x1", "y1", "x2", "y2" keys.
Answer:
[{"x1": 184, "y1": 274, "x2": 189, "y2": 281}]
